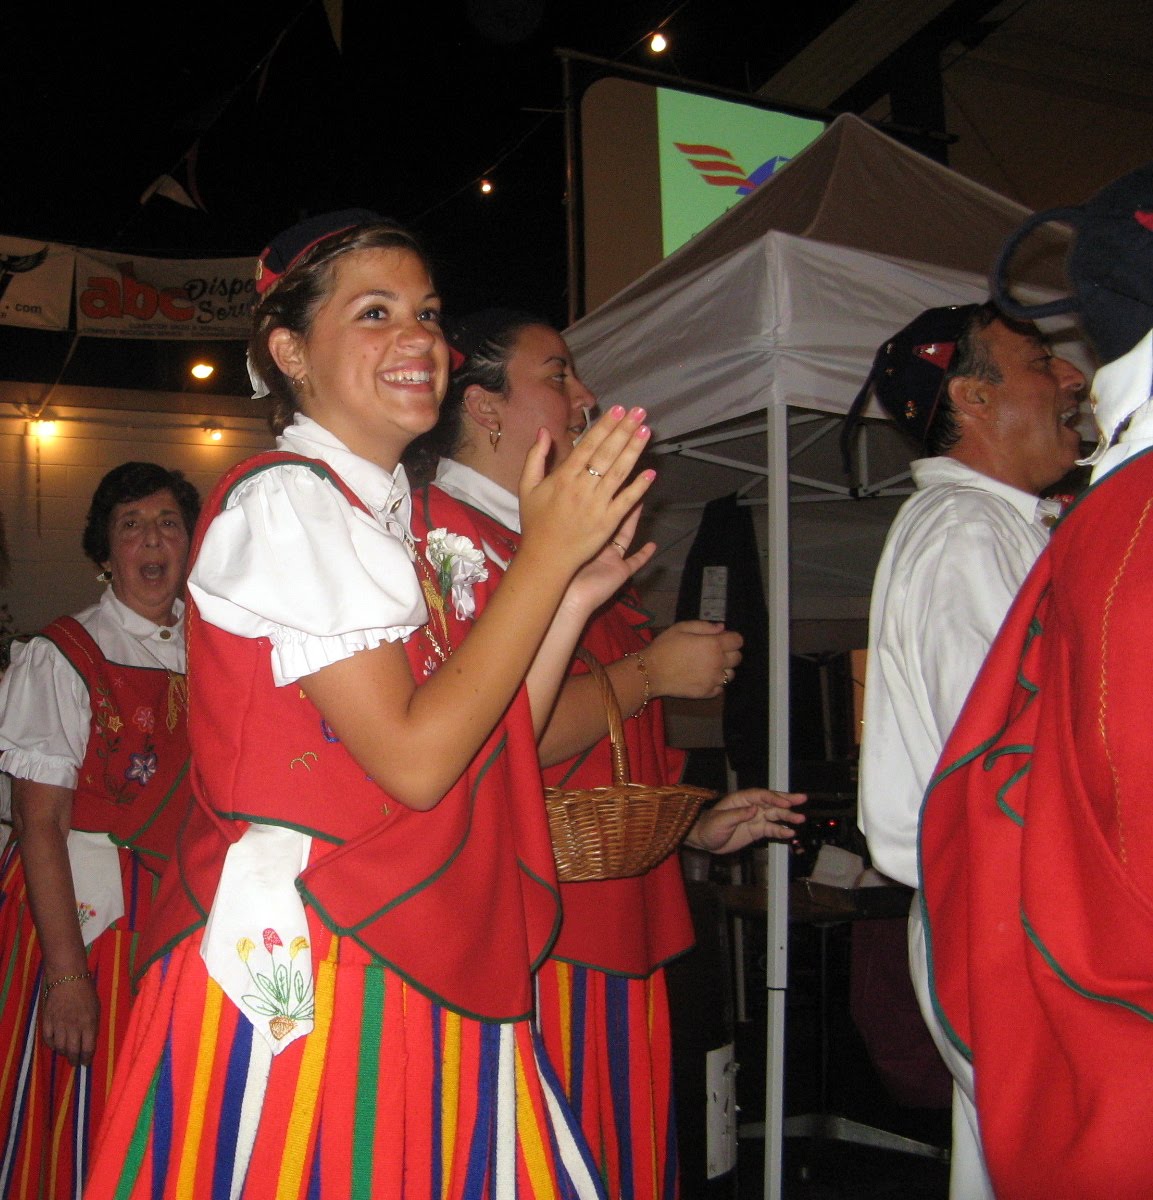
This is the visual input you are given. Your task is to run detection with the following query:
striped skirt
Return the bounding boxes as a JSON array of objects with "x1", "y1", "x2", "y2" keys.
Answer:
[
  {"x1": 534, "y1": 962, "x2": 678, "y2": 1200},
  {"x1": 0, "y1": 840, "x2": 159, "y2": 1200},
  {"x1": 83, "y1": 927, "x2": 607, "y2": 1200}
]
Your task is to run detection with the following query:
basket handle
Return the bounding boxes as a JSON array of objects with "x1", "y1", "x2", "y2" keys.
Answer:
[{"x1": 574, "y1": 647, "x2": 631, "y2": 787}]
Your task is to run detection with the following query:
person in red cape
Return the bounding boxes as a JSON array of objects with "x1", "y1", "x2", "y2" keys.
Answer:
[
  {"x1": 0, "y1": 461, "x2": 200, "y2": 1198},
  {"x1": 82, "y1": 212, "x2": 659, "y2": 1200},
  {"x1": 404, "y1": 308, "x2": 805, "y2": 1199},
  {"x1": 921, "y1": 161, "x2": 1153, "y2": 1199}
]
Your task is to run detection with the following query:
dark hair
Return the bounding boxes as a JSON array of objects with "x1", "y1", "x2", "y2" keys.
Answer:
[
  {"x1": 82, "y1": 462, "x2": 201, "y2": 565},
  {"x1": 927, "y1": 302, "x2": 1042, "y2": 455},
  {"x1": 403, "y1": 310, "x2": 551, "y2": 485},
  {"x1": 249, "y1": 220, "x2": 434, "y2": 435}
]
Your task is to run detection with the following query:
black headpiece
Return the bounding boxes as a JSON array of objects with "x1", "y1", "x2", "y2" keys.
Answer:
[
  {"x1": 993, "y1": 162, "x2": 1153, "y2": 367},
  {"x1": 840, "y1": 304, "x2": 980, "y2": 473}
]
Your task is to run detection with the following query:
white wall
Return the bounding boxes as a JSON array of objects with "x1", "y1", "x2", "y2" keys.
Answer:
[{"x1": 0, "y1": 406, "x2": 274, "y2": 638}]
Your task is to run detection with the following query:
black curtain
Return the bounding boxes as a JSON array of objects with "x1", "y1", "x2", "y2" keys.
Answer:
[{"x1": 675, "y1": 494, "x2": 769, "y2": 789}]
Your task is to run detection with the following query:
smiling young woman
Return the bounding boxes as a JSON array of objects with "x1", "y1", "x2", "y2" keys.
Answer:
[{"x1": 82, "y1": 212, "x2": 659, "y2": 1200}]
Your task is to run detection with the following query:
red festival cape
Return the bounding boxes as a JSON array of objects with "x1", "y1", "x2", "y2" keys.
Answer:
[
  {"x1": 414, "y1": 484, "x2": 695, "y2": 978},
  {"x1": 140, "y1": 452, "x2": 561, "y2": 1021},
  {"x1": 39, "y1": 615, "x2": 191, "y2": 873},
  {"x1": 920, "y1": 447, "x2": 1153, "y2": 1199}
]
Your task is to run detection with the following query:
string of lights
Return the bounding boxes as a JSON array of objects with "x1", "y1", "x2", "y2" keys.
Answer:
[{"x1": 411, "y1": 0, "x2": 695, "y2": 219}]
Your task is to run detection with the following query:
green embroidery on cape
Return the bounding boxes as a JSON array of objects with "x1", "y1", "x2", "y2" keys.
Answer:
[{"x1": 1022, "y1": 908, "x2": 1153, "y2": 1023}]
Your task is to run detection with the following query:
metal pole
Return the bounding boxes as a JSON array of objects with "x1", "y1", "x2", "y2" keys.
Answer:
[
  {"x1": 762, "y1": 397, "x2": 791, "y2": 1200},
  {"x1": 560, "y1": 53, "x2": 581, "y2": 327}
]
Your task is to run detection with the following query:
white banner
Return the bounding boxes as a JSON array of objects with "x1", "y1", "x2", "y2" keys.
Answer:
[
  {"x1": 75, "y1": 251, "x2": 258, "y2": 340},
  {"x1": 0, "y1": 236, "x2": 74, "y2": 331}
]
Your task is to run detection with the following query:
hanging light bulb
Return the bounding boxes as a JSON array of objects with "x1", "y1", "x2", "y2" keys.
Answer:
[
  {"x1": 30, "y1": 420, "x2": 57, "y2": 439},
  {"x1": 190, "y1": 362, "x2": 215, "y2": 381},
  {"x1": 480, "y1": 179, "x2": 494, "y2": 195},
  {"x1": 649, "y1": 31, "x2": 668, "y2": 53}
]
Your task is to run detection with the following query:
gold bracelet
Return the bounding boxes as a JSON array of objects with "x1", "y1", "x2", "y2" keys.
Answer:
[
  {"x1": 42, "y1": 970, "x2": 94, "y2": 998},
  {"x1": 626, "y1": 651, "x2": 651, "y2": 718}
]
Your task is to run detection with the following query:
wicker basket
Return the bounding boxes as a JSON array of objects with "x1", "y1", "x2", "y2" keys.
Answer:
[{"x1": 544, "y1": 649, "x2": 717, "y2": 882}]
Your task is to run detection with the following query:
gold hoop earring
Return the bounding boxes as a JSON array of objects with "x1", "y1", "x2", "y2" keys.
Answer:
[
  {"x1": 292, "y1": 375, "x2": 306, "y2": 391},
  {"x1": 489, "y1": 425, "x2": 502, "y2": 450}
]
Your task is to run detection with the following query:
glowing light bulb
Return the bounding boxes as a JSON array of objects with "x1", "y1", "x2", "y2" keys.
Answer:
[
  {"x1": 480, "y1": 179, "x2": 494, "y2": 195},
  {"x1": 31, "y1": 420, "x2": 57, "y2": 439},
  {"x1": 191, "y1": 362, "x2": 214, "y2": 380},
  {"x1": 649, "y1": 32, "x2": 668, "y2": 52}
]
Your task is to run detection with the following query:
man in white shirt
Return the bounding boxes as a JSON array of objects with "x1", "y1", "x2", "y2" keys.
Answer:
[{"x1": 849, "y1": 301, "x2": 1087, "y2": 1199}]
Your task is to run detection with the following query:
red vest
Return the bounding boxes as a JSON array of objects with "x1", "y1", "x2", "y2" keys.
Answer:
[
  {"x1": 921, "y1": 446, "x2": 1153, "y2": 1199},
  {"x1": 141, "y1": 452, "x2": 560, "y2": 1021},
  {"x1": 40, "y1": 615, "x2": 191, "y2": 874},
  {"x1": 414, "y1": 484, "x2": 695, "y2": 977}
]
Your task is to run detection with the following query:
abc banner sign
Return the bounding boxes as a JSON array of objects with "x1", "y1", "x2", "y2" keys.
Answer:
[
  {"x1": 0, "y1": 235, "x2": 258, "y2": 340},
  {"x1": 75, "y1": 249, "x2": 257, "y2": 339}
]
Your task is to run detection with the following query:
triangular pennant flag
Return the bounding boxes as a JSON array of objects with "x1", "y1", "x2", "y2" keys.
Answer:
[{"x1": 139, "y1": 143, "x2": 205, "y2": 211}]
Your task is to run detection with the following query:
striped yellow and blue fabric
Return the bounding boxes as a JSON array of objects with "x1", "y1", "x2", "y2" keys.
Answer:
[
  {"x1": 534, "y1": 961, "x2": 678, "y2": 1200},
  {"x1": 83, "y1": 925, "x2": 606, "y2": 1200},
  {"x1": 0, "y1": 841, "x2": 156, "y2": 1200}
]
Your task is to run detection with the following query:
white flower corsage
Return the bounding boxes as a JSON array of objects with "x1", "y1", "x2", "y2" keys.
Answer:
[{"x1": 424, "y1": 528, "x2": 489, "y2": 620}]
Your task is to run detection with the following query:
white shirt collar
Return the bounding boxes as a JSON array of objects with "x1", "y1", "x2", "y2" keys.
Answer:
[
  {"x1": 278, "y1": 414, "x2": 414, "y2": 542},
  {"x1": 99, "y1": 584, "x2": 185, "y2": 637},
  {"x1": 433, "y1": 458, "x2": 521, "y2": 532},
  {"x1": 911, "y1": 455, "x2": 1062, "y2": 526}
]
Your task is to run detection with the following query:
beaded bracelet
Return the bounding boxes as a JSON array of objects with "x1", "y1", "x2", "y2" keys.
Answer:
[
  {"x1": 625, "y1": 651, "x2": 651, "y2": 718},
  {"x1": 42, "y1": 970, "x2": 94, "y2": 998}
]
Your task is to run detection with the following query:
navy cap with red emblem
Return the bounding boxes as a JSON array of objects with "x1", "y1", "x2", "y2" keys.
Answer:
[
  {"x1": 993, "y1": 161, "x2": 1153, "y2": 367},
  {"x1": 840, "y1": 304, "x2": 979, "y2": 472},
  {"x1": 254, "y1": 208, "x2": 385, "y2": 297}
]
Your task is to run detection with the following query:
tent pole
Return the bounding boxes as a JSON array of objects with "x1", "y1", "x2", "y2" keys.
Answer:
[
  {"x1": 761, "y1": 399, "x2": 791, "y2": 1200},
  {"x1": 560, "y1": 53, "x2": 582, "y2": 326}
]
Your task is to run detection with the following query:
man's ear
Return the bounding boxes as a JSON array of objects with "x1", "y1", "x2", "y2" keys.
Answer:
[
  {"x1": 268, "y1": 327, "x2": 306, "y2": 382},
  {"x1": 462, "y1": 384, "x2": 503, "y2": 433},
  {"x1": 947, "y1": 374, "x2": 988, "y2": 425}
]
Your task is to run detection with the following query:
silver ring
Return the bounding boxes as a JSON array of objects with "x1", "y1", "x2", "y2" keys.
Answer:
[
  {"x1": 586, "y1": 465, "x2": 602, "y2": 477},
  {"x1": 721, "y1": 669, "x2": 731, "y2": 686}
]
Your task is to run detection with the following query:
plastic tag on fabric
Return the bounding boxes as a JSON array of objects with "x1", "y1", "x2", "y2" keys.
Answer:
[
  {"x1": 66, "y1": 830, "x2": 125, "y2": 947},
  {"x1": 699, "y1": 565, "x2": 729, "y2": 622},
  {"x1": 201, "y1": 823, "x2": 314, "y2": 1053}
]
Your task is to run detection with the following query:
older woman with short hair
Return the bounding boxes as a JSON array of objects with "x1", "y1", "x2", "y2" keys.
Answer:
[{"x1": 0, "y1": 460, "x2": 199, "y2": 1197}]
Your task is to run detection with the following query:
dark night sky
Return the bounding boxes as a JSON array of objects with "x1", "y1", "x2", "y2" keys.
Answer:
[{"x1": 0, "y1": 0, "x2": 855, "y2": 395}]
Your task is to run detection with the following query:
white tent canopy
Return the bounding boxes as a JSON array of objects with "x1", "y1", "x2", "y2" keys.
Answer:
[
  {"x1": 566, "y1": 113, "x2": 1085, "y2": 630},
  {"x1": 564, "y1": 112, "x2": 1084, "y2": 1199}
]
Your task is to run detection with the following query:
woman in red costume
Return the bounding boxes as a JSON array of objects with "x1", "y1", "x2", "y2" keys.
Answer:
[
  {"x1": 404, "y1": 308, "x2": 805, "y2": 1199},
  {"x1": 0, "y1": 461, "x2": 200, "y2": 1199},
  {"x1": 83, "y1": 213, "x2": 659, "y2": 1200}
]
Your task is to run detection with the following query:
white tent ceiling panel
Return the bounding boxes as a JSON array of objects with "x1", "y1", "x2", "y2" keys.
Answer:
[{"x1": 569, "y1": 232, "x2": 1029, "y2": 441}]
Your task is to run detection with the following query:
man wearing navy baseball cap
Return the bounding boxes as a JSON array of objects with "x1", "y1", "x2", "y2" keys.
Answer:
[
  {"x1": 848, "y1": 300, "x2": 1086, "y2": 1200},
  {"x1": 921, "y1": 161, "x2": 1153, "y2": 1200}
]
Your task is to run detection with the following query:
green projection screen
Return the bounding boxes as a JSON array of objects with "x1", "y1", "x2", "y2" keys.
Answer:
[{"x1": 580, "y1": 76, "x2": 827, "y2": 312}]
